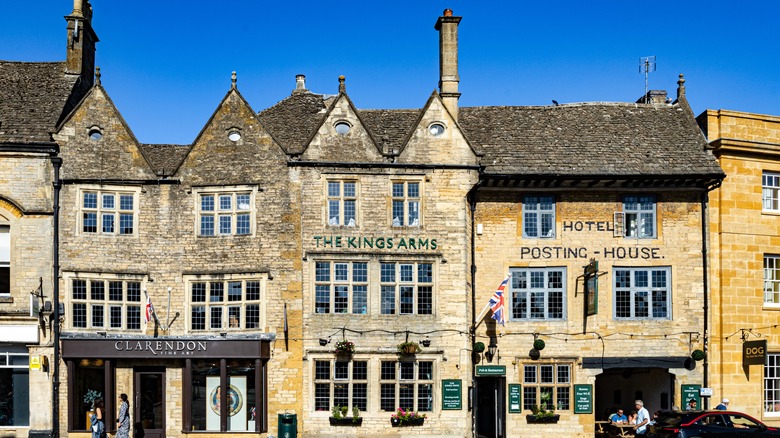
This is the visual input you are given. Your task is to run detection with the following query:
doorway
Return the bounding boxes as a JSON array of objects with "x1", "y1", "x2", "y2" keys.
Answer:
[
  {"x1": 475, "y1": 376, "x2": 506, "y2": 438},
  {"x1": 594, "y1": 368, "x2": 674, "y2": 420},
  {"x1": 135, "y1": 368, "x2": 166, "y2": 438}
]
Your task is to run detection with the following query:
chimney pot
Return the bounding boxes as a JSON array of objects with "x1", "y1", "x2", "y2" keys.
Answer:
[
  {"x1": 443, "y1": 9, "x2": 452, "y2": 17},
  {"x1": 295, "y1": 74, "x2": 306, "y2": 92}
]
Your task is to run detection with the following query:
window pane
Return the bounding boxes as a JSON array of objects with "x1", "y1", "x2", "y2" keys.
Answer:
[
  {"x1": 119, "y1": 213, "x2": 133, "y2": 234},
  {"x1": 191, "y1": 306, "x2": 205, "y2": 330},
  {"x1": 228, "y1": 282, "x2": 242, "y2": 301},
  {"x1": 102, "y1": 214, "x2": 115, "y2": 233},
  {"x1": 83, "y1": 192, "x2": 97, "y2": 208},
  {"x1": 119, "y1": 195, "x2": 133, "y2": 210}
]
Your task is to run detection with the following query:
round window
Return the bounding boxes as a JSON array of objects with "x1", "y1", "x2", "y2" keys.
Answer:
[
  {"x1": 429, "y1": 123, "x2": 445, "y2": 136},
  {"x1": 228, "y1": 131, "x2": 241, "y2": 142},
  {"x1": 88, "y1": 129, "x2": 103, "y2": 141},
  {"x1": 335, "y1": 122, "x2": 351, "y2": 135}
]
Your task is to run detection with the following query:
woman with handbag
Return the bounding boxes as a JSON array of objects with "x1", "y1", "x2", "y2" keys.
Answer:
[
  {"x1": 91, "y1": 398, "x2": 105, "y2": 438},
  {"x1": 116, "y1": 393, "x2": 131, "y2": 438}
]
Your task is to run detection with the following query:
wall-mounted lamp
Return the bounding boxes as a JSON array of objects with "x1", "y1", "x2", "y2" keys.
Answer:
[
  {"x1": 421, "y1": 339, "x2": 431, "y2": 348},
  {"x1": 319, "y1": 338, "x2": 331, "y2": 347},
  {"x1": 485, "y1": 337, "x2": 498, "y2": 363}
]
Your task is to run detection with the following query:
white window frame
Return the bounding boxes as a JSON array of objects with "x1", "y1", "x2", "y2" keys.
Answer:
[
  {"x1": 380, "y1": 261, "x2": 434, "y2": 315},
  {"x1": 78, "y1": 186, "x2": 140, "y2": 236},
  {"x1": 64, "y1": 272, "x2": 147, "y2": 331},
  {"x1": 313, "y1": 358, "x2": 369, "y2": 413},
  {"x1": 193, "y1": 186, "x2": 256, "y2": 237},
  {"x1": 523, "y1": 195, "x2": 556, "y2": 238},
  {"x1": 765, "y1": 255, "x2": 780, "y2": 306},
  {"x1": 622, "y1": 195, "x2": 656, "y2": 239},
  {"x1": 0, "y1": 224, "x2": 9, "y2": 296},
  {"x1": 765, "y1": 353, "x2": 780, "y2": 416},
  {"x1": 522, "y1": 362, "x2": 572, "y2": 412},
  {"x1": 613, "y1": 266, "x2": 671, "y2": 319},
  {"x1": 326, "y1": 180, "x2": 358, "y2": 227},
  {"x1": 763, "y1": 171, "x2": 780, "y2": 212},
  {"x1": 314, "y1": 261, "x2": 368, "y2": 314},
  {"x1": 0, "y1": 347, "x2": 30, "y2": 427},
  {"x1": 185, "y1": 274, "x2": 266, "y2": 332},
  {"x1": 509, "y1": 267, "x2": 566, "y2": 321},
  {"x1": 379, "y1": 359, "x2": 434, "y2": 413},
  {"x1": 391, "y1": 180, "x2": 421, "y2": 227}
]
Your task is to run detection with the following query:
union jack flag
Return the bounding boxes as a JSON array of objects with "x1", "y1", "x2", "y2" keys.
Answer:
[
  {"x1": 144, "y1": 295, "x2": 155, "y2": 324},
  {"x1": 488, "y1": 273, "x2": 510, "y2": 326}
]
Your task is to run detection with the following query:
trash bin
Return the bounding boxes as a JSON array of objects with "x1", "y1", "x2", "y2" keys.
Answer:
[{"x1": 278, "y1": 413, "x2": 297, "y2": 438}]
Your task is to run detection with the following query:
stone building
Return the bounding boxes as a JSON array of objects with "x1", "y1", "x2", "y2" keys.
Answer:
[
  {"x1": 699, "y1": 109, "x2": 780, "y2": 423},
  {"x1": 0, "y1": 0, "x2": 95, "y2": 436},
  {"x1": 1, "y1": 2, "x2": 728, "y2": 438}
]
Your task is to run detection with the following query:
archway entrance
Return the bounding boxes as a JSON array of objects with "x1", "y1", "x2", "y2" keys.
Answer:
[{"x1": 594, "y1": 368, "x2": 674, "y2": 420}]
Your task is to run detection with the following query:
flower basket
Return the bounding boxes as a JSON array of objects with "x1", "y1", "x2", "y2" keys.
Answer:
[
  {"x1": 390, "y1": 408, "x2": 426, "y2": 426},
  {"x1": 329, "y1": 417, "x2": 363, "y2": 426},
  {"x1": 334, "y1": 340, "x2": 355, "y2": 355},
  {"x1": 526, "y1": 414, "x2": 560, "y2": 424},
  {"x1": 397, "y1": 341, "x2": 421, "y2": 355}
]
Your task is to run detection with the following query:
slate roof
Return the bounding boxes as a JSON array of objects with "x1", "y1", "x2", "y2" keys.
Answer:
[
  {"x1": 458, "y1": 103, "x2": 724, "y2": 178},
  {"x1": 0, "y1": 61, "x2": 87, "y2": 145},
  {"x1": 138, "y1": 143, "x2": 191, "y2": 176},
  {"x1": 258, "y1": 91, "x2": 331, "y2": 154},
  {"x1": 359, "y1": 109, "x2": 423, "y2": 154}
]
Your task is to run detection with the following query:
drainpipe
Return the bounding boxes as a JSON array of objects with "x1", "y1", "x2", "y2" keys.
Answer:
[
  {"x1": 468, "y1": 186, "x2": 478, "y2": 438},
  {"x1": 52, "y1": 157, "x2": 62, "y2": 438},
  {"x1": 701, "y1": 190, "x2": 709, "y2": 409}
]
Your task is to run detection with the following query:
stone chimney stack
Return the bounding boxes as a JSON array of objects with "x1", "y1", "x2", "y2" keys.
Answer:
[
  {"x1": 435, "y1": 9, "x2": 462, "y2": 120},
  {"x1": 294, "y1": 74, "x2": 307, "y2": 93},
  {"x1": 65, "y1": 0, "x2": 99, "y2": 87}
]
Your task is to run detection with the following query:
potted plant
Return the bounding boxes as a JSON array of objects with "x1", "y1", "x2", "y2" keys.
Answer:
[
  {"x1": 526, "y1": 392, "x2": 559, "y2": 424},
  {"x1": 473, "y1": 341, "x2": 486, "y2": 353},
  {"x1": 329, "y1": 405, "x2": 362, "y2": 426},
  {"x1": 83, "y1": 389, "x2": 102, "y2": 429},
  {"x1": 691, "y1": 349, "x2": 706, "y2": 361},
  {"x1": 334, "y1": 340, "x2": 355, "y2": 356},
  {"x1": 390, "y1": 408, "x2": 426, "y2": 426},
  {"x1": 533, "y1": 339, "x2": 546, "y2": 351},
  {"x1": 397, "y1": 341, "x2": 421, "y2": 355}
]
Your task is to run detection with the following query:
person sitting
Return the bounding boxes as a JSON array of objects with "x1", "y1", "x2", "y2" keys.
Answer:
[
  {"x1": 628, "y1": 410, "x2": 637, "y2": 425},
  {"x1": 609, "y1": 409, "x2": 628, "y2": 424}
]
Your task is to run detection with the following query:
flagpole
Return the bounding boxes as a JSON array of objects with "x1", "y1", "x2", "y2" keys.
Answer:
[{"x1": 473, "y1": 302, "x2": 492, "y2": 330}]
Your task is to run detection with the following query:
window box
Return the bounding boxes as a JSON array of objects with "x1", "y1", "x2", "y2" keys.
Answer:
[
  {"x1": 526, "y1": 414, "x2": 559, "y2": 424},
  {"x1": 390, "y1": 417, "x2": 425, "y2": 427},
  {"x1": 329, "y1": 416, "x2": 363, "y2": 426}
]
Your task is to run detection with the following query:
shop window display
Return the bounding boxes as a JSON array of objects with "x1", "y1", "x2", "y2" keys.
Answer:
[
  {"x1": 190, "y1": 360, "x2": 257, "y2": 431},
  {"x1": 0, "y1": 349, "x2": 29, "y2": 426}
]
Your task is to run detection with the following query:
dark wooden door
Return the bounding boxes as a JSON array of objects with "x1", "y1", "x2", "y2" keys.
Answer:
[{"x1": 135, "y1": 369, "x2": 165, "y2": 438}]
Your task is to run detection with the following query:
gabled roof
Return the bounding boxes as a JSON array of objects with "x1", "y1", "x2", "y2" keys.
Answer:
[
  {"x1": 258, "y1": 91, "x2": 332, "y2": 155},
  {"x1": 359, "y1": 109, "x2": 423, "y2": 154},
  {"x1": 138, "y1": 143, "x2": 191, "y2": 176},
  {"x1": 0, "y1": 61, "x2": 88, "y2": 145},
  {"x1": 459, "y1": 102, "x2": 724, "y2": 179}
]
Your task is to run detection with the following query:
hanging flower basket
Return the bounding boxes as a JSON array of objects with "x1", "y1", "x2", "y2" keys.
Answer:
[
  {"x1": 691, "y1": 349, "x2": 706, "y2": 361},
  {"x1": 334, "y1": 340, "x2": 355, "y2": 355},
  {"x1": 397, "y1": 341, "x2": 421, "y2": 355}
]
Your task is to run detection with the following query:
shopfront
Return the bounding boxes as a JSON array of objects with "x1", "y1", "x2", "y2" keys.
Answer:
[{"x1": 61, "y1": 335, "x2": 271, "y2": 436}]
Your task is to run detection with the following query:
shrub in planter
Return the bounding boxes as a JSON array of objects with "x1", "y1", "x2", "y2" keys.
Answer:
[
  {"x1": 691, "y1": 349, "x2": 705, "y2": 361},
  {"x1": 533, "y1": 339, "x2": 546, "y2": 351},
  {"x1": 473, "y1": 341, "x2": 486, "y2": 353}
]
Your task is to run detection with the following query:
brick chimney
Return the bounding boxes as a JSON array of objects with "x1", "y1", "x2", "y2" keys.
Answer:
[
  {"x1": 435, "y1": 9, "x2": 462, "y2": 120},
  {"x1": 65, "y1": 0, "x2": 99, "y2": 87}
]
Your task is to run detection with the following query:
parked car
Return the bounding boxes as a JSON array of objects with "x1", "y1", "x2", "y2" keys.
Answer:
[{"x1": 648, "y1": 410, "x2": 780, "y2": 437}]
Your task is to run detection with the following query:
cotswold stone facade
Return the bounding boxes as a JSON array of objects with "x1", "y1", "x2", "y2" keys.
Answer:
[
  {"x1": 1, "y1": 2, "x2": 727, "y2": 438},
  {"x1": 699, "y1": 109, "x2": 780, "y2": 424}
]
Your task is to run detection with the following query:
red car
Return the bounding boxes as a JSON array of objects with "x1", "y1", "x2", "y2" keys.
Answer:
[{"x1": 648, "y1": 410, "x2": 780, "y2": 437}]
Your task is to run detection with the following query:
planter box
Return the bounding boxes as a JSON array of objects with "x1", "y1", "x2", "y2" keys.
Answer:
[
  {"x1": 526, "y1": 414, "x2": 560, "y2": 424},
  {"x1": 329, "y1": 417, "x2": 362, "y2": 426},
  {"x1": 391, "y1": 417, "x2": 425, "y2": 427}
]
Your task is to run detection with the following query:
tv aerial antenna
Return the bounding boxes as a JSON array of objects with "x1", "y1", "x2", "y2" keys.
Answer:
[{"x1": 639, "y1": 56, "x2": 656, "y2": 102}]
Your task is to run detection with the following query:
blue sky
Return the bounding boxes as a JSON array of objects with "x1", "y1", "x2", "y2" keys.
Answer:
[{"x1": 4, "y1": 1, "x2": 779, "y2": 144}]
